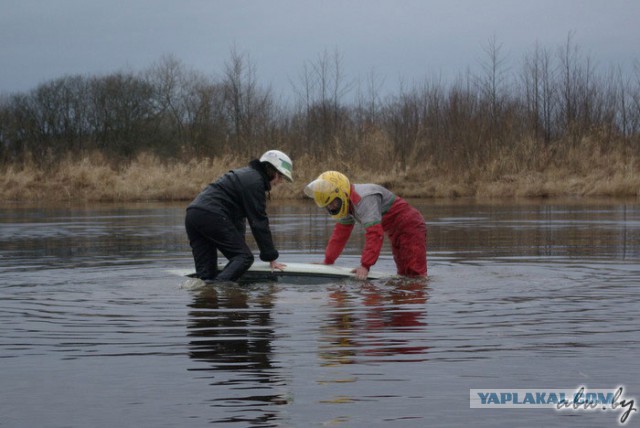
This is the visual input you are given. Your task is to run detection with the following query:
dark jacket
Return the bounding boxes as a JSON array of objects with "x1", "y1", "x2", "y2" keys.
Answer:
[{"x1": 187, "y1": 159, "x2": 278, "y2": 261}]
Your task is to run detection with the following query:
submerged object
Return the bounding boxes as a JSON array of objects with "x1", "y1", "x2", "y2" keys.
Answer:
[{"x1": 168, "y1": 261, "x2": 385, "y2": 284}]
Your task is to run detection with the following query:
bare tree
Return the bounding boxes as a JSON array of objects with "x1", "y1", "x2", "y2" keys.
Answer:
[
  {"x1": 182, "y1": 77, "x2": 228, "y2": 157},
  {"x1": 632, "y1": 62, "x2": 640, "y2": 139},
  {"x1": 477, "y1": 35, "x2": 510, "y2": 147},
  {"x1": 222, "y1": 46, "x2": 275, "y2": 155},
  {"x1": 291, "y1": 48, "x2": 353, "y2": 158},
  {"x1": 354, "y1": 68, "x2": 384, "y2": 130},
  {"x1": 145, "y1": 55, "x2": 191, "y2": 145},
  {"x1": 382, "y1": 81, "x2": 425, "y2": 173},
  {"x1": 87, "y1": 72, "x2": 155, "y2": 156},
  {"x1": 521, "y1": 42, "x2": 557, "y2": 144}
]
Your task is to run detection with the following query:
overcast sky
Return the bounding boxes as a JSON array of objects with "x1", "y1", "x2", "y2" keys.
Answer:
[{"x1": 2, "y1": 0, "x2": 639, "y2": 99}]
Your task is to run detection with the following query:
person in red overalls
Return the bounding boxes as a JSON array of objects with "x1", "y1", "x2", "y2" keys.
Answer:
[{"x1": 304, "y1": 171, "x2": 427, "y2": 280}]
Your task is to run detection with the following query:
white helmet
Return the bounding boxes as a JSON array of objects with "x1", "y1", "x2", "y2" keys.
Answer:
[{"x1": 260, "y1": 150, "x2": 293, "y2": 182}]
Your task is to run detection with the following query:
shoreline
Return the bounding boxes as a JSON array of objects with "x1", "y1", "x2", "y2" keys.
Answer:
[{"x1": 1, "y1": 153, "x2": 639, "y2": 203}]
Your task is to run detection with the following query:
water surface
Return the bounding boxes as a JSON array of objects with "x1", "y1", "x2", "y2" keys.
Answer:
[{"x1": 1, "y1": 199, "x2": 639, "y2": 427}]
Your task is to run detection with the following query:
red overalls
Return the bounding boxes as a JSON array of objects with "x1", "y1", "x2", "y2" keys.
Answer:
[{"x1": 324, "y1": 185, "x2": 427, "y2": 277}]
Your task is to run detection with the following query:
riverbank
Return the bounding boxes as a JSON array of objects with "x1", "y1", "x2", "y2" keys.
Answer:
[{"x1": 1, "y1": 149, "x2": 639, "y2": 202}]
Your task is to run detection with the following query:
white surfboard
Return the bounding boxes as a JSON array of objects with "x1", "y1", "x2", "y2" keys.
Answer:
[{"x1": 168, "y1": 261, "x2": 385, "y2": 283}]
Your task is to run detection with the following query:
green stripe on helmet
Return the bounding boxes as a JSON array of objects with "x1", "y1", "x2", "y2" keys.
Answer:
[{"x1": 281, "y1": 160, "x2": 292, "y2": 172}]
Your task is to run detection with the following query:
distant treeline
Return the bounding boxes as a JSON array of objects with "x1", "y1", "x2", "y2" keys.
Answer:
[{"x1": 1, "y1": 37, "x2": 639, "y2": 174}]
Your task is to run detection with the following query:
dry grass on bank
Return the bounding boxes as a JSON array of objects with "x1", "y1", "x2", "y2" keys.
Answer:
[
  {"x1": 375, "y1": 138, "x2": 640, "y2": 199},
  {"x1": 0, "y1": 153, "x2": 229, "y2": 202},
  {"x1": 1, "y1": 144, "x2": 639, "y2": 202}
]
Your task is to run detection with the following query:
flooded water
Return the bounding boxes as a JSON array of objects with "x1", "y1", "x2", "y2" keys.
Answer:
[{"x1": 1, "y1": 198, "x2": 639, "y2": 427}]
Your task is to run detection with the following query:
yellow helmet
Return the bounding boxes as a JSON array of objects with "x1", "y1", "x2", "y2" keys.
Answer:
[{"x1": 304, "y1": 171, "x2": 350, "y2": 219}]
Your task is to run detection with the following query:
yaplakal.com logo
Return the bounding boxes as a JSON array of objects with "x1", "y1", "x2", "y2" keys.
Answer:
[{"x1": 470, "y1": 386, "x2": 636, "y2": 424}]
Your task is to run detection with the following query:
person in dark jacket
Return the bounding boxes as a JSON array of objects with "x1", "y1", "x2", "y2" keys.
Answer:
[{"x1": 185, "y1": 150, "x2": 293, "y2": 282}]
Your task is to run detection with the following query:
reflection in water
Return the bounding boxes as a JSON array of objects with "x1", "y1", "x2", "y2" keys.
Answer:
[
  {"x1": 186, "y1": 285, "x2": 287, "y2": 426},
  {"x1": 320, "y1": 278, "x2": 430, "y2": 366},
  {"x1": 2, "y1": 200, "x2": 639, "y2": 427}
]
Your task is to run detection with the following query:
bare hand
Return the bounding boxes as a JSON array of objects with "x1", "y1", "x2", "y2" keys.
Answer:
[
  {"x1": 352, "y1": 266, "x2": 369, "y2": 280},
  {"x1": 270, "y1": 261, "x2": 286, "y2": 271}
]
